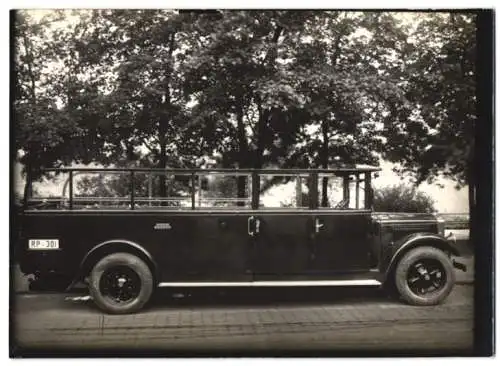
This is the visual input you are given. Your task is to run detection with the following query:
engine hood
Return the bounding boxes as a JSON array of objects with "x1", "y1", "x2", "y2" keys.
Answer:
[
  {"x1": 371, "y1": 212, "x2": 438, "y2": 223},
  {"x1": 371, "y1": 212, "x2": 441, "y2": 239}
]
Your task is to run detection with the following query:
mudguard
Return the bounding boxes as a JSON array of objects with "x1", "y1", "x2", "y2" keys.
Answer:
[
  {"x1": 381, "y1": 232, "x2": 461, "y2": 282},
  {"x1": 67, "y1": 239, "x2": 158, "y2": 290}
]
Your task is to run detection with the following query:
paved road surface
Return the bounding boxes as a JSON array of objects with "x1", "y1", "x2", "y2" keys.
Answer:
[{"x1": 11, "y1": 285, "x2": 474, "y2": 355}]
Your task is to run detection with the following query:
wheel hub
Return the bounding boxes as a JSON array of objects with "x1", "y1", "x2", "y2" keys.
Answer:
[
  {"x1": 407, "y1": 259, "x2": 446, "y2": 296},
  {"x1": 99, "y1": 266, "x2": 142, "y2": 303},
  {"x1": 117, "y1": 277, "x2": 127, "y2": 288}
]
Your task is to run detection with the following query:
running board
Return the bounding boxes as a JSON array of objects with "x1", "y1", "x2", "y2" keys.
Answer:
[{"x1": 158, "y1": 279, "x2": 381, "y2": 288}]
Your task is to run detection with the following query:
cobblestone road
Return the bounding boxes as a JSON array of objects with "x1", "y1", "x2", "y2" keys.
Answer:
[{"x1": 11, "y1": 285, "x2": 474, "y2": 355}]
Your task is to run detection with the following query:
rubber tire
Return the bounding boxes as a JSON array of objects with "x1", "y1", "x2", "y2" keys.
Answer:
[
  {"x1": 89, "y1": 252, "x2": 154, "y2": 314},
  {"x1": 394, "y1": 246, "x2": 455, "y2": 306}
]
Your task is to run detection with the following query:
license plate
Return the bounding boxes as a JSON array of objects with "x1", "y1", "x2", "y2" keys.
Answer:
[{"x1": 28, "y1": 239, "x2": 59, "y2": 250}]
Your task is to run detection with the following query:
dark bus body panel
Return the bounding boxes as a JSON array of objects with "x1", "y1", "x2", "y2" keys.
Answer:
[
  {"x1": 20, "y1": 211, "x2": 251, "y2": 283},
  {"x1": 312, "y1": 211, "x2": 372, "y2": 272},
  {"x1": 19, "y1": 209, "x2": 377, "y2": 284},
  {"x1": 20, "y1": 211, "x2": 169, "y2": 282},
  {"x1": 250, "y1": 214, "x2": 311, "y2": 280}
]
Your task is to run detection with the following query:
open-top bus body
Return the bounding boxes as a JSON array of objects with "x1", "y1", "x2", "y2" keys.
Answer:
[{"x1": 15, "y1": 167, "x2": 466, "y2": 314}]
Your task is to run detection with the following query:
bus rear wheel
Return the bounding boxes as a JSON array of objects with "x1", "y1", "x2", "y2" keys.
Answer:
[{"x1": 89, "y1": 252, "x2": 153, "y2": 314}]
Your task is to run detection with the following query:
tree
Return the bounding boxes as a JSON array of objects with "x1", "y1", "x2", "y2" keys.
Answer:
[
  {"x1": 74, "y1": 10, "x2": 200, "y2": 198},
  {"x1": 15, "y1": 10, "x2": 210, "y2": 199},
  {"x1": 15, "y1": 10, "x2": 476, "y2": 218},
  {"x1": 14, "y1": 10, "x2": 114, "y2": 196},
  {"x1": 184, "y1": 11, "x2": 409, "y2": 204},
  {"x1": 373, "y1": 184, "x2": 436, "y2": 213},
  {"x1": 280, "y1": 12, "x2": 410, "y2": 206},
  {"x1": 380, "y1": 13, "x2": 476, "y2": 221},
  {"x1": 383, "y1": 13, "x2": 475, "y2": 184},
  {"x1": 14, "y1": 10, "x2": 68, "y2": 196},
  {"x1": 182, "y1": 11, "x2": 314, "y2": 202}
]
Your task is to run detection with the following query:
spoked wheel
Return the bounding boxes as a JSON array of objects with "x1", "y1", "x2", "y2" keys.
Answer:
[
  {"x1": 394, "y1": 246, "x2": 455, "y2": 306},
  {"x1": 89, "y1": 253, "x2": 154, "y2": 314},
  {"x1": 99, "y1": 265, "x2": 142, "y2": 304}
]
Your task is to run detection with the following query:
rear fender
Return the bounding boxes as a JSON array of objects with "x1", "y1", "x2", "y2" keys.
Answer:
[
  {"x1": 67, "y1": 239, "x2": 159, "y2": 290},
  {"x1": 382, "y1": 233, "x2": 460, "y2": 282}
]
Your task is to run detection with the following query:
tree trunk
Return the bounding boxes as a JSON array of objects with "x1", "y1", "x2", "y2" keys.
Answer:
[
  {"x1": 236, "y1": 101, "x2": 248, "y2": 205},
  {"x1": 321, "y1": 120, "x2": 329, "y2": 207},
  {"x1": 21, "y1": 30, "x2": 37, "y2": 103},
  {"x1": 157, "y1": 32, "x2": 176, "y2": 201},
  {"x1": 252, "y1": 24, "x2": 282, "y2": 170},
  {"x1": 254, "y1": 105, "x2": 266, "y2": 170},
  {"x1": 21, "y1": 31, "x2": 37, "y2": 205}
]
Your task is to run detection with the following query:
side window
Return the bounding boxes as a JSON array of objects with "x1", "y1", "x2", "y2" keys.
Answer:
[
  {"x1": 27, "y1": 172, "x2": 70, "y2": 209},
  {"x1": 73, "y1": 171, "x2": 133, "y2": 209},
  {"x1": 259, "y1": 174, "x2": 309, "y2": 209},
  {"x1": 195, "y1": 173, "x2": 252, "y2": 208},
  {"x1": 317, "y1": 174, "x2": 367, "y2": 210},
  {"x1": 134, "y1": 172, "x2": 192, "y2": 208},
  {"x1": 71, "y1": 171, "x2": 193, "y2": 209},
  {"x1": 317, "y1": 174, "x2": 345, "y2": 209}
]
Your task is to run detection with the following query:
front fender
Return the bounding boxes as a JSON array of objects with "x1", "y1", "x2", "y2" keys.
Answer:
[{"x1": 382, "y1": 232, "x2": 460, "y2": 281}]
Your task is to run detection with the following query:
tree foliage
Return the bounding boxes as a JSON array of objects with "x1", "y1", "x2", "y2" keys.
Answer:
[
  {"x1": 14, "y1": 11, "x2": 111, "y2": 175},
  {"x1": 14, "y1": 10, "x2": 477, "y2": 209},
  {"x1": 184, "y1": 12, "x2": 408, "y2": 168},
  {"x1": 382, "y1": 13, "x2": 476, "y2": 187}
]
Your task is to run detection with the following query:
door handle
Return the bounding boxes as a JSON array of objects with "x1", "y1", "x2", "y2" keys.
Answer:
[
  {"x1": 315, "y1": 218, "x2": 324, "y2": 233},
  {"x1": 248, "y1": 216, "x2": 254, "y2": 236},
  {"x1": 248, "y1": 216, "x2": 260, "y2": 236}
]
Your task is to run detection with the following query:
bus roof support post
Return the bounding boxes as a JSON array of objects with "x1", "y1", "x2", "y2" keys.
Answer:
[
  {"x1": 364, "y1": 172, "x2": 372, "y2": 209},
  {"x1": 68, "y1": 170, "x2": 73, "y2": 210},
  {"x1": 343, "y1": 175, "x2": 350, "y2": 203},
  {"x1": 191, "y1": 173, "x2": 196, "y2": 210},
  {"x1": 295, "y1": 175, "x2": 302, "y2": 207},
  {"x1": 251, "y1": 172, "x2": 260, "y2": 210},
  {"x1": 310, "y1": 172, "x2": 318, "y2": 209},
  {"x1": 148, "y1": 173, "x2": 153, "y2": 207},
  {"x1": 355, "y1": 173, "x2": 360, "y2": 209},
  {"x1": 130, "y1": 171, "x2": 135, "y2": 210}
]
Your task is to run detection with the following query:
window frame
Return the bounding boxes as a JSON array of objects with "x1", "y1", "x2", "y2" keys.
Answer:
[{"x1": 24, "y1": 168, "x2": 377, "y2": 211}]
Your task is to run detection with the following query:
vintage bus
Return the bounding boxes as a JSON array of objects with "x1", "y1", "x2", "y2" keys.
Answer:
[{"x1": 15, "y1": 166, "x2": 466, "y2": 314}]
